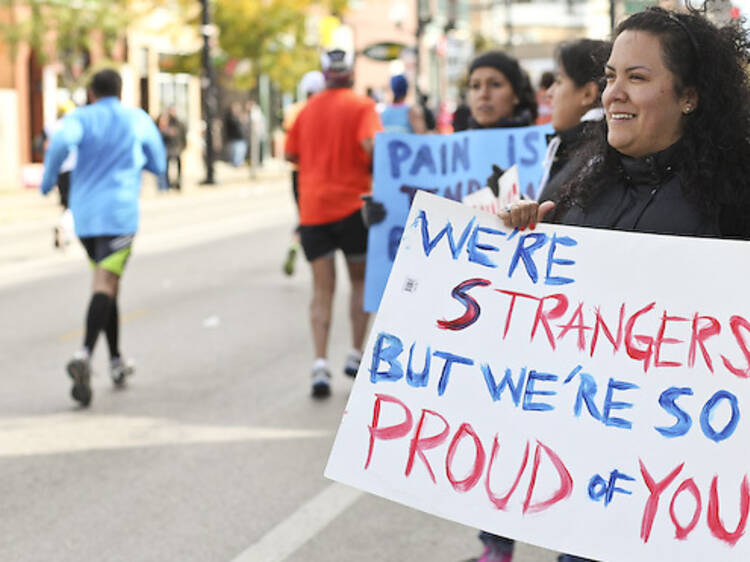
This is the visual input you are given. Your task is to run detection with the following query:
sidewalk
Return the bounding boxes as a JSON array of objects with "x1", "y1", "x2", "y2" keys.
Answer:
[
  {"x1": 0, "y1": 158, "x2": 288, "y2": 228},
  {"x1": 0, "y1": 158, "x2": 291, "y2": 288}
]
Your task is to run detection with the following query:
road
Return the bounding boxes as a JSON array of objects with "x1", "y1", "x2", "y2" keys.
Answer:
[{"x1": 0, "y1": 171, "x2": 558, "y2": 562}]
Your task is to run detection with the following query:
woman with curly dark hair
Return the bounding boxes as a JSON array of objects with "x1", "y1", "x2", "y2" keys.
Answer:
[
  {"x1": 502, "y1": 6, "x2": 750, "y2": 241},
  {"x1": 495, "y1": 6, "x2": 750, "y2": 562}
]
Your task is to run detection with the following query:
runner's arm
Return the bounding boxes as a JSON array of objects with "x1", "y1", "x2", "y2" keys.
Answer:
[{"x1": 40, "y1": 116, "x2": 82, "y2": 195}]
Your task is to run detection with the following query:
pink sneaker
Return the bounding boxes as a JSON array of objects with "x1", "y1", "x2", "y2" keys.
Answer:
[{"x1": 477, "y1": 546, "x2": 513, "y2": 562}]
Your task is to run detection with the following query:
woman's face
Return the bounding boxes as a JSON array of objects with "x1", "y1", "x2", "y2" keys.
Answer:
[
  {"x1": 602, "y1": 30, "x2": 695, "y2": 158},
  {"x1": 467, "y1": 67, "x2": 519, "y2": 127},
  {"x1": 549, "y1": 65, "x2": 595, "y2": 132}
]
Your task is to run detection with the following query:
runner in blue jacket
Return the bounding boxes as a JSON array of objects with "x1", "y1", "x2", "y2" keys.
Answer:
[{"x1": 40, "y1": 68, "x2": 166, "y2": 407}]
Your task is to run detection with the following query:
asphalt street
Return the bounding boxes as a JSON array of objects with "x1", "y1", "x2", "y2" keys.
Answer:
[{"x1": 0, "y1": 170, "x2": 558, "y2": 562}]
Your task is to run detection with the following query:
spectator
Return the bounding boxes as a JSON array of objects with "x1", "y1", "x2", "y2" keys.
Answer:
[{"x1": 223, "y1": 102, "x2": 247, "y2": 167}]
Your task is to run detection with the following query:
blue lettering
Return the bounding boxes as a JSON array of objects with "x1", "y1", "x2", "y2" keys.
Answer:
[
  {"x1": 589, "y1": 470, "x2": 635, "y2": 506},
  {"x1": 588, "y1": 474, "x2": 608, "y2": 502},
  {"x1": 388, "y1": 140, "x2": 412, "y2": 179},
  {"x1": 480, "y1": 364, "x2": 527, "y2": 406},
  {"x1": 521, "y1": 131, "x2": 539, "y2": 166},
  {"x1": 507, "y1": 135, "x2": 516, "y2": 165},
  {"x1": 545, "y1": 233, "x2": 577, "y2": 286},
  {"x1": 522, "y1": 370, "x2": 558, "y2": 411},
  {"x1": 416, "y1": 210, "x2": 475, "y2": 259},
  {"x1": 606, "y1": 470, "x2": 635, "y2": 505},
  {"x1": 433, "y1": 351, "x2": 474, "y2": 396},
  {"x1": 409, "y1": 144, "x2": 437, "y2": 175},
  {"x1": 406, "y1": 343, "x2": 431, "y2": 388},
  {"x1": 699, "y1": 390, "x2": 740, "y2": 442},
  {"x1": 509, "y1": 232, "x2": 548, "y2": 283},
  {"x1": 443, "y1": 180, "x2": 462, "y2": 201},
  {"x1": 655, "y1": 387, "x2": 693, "y2": 438},
  {"x1": 574, "y1": 372, "x2": 602, "y2": 421},
  {"x1": 388, "y1": 226, "x2": 403, "y2": 261},
  {"x1": 369, "y1": 332, "x2": 404, "y2": 383},
  {"x1": 452, "y1": 137, "x2": 470, "y2": 172},
  {"x1": 467, "y1": 226, "x2": 505, "y2": 268},
  {"x1": 602, "y1": 378, "x2": 639, "y2": 429}
]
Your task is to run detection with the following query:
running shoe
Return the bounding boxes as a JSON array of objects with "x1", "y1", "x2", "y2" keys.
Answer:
[
  {"x1": 311, "y1": 365, "x2": 331, "y2": 398},
  {"x1": 110, "y1": 357, "x2": 135, "y2": 388},
  {"x1": 343, "y1": 352, "x2": 361, "y2": 378},
  {"x1": 66, "y1": 355, "x2": 92, "y2": 407}
]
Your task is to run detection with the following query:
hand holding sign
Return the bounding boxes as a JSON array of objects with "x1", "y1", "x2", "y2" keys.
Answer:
[{"x1": 500, "y1": 199, "x2": 556, "y2": 230}]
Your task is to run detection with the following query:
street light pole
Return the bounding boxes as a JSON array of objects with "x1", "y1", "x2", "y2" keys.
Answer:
[{"x1": 200, "y1": 0, "x2": 216, "y2": 185}]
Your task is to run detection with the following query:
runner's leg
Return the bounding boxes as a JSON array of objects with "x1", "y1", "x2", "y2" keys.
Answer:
[
  {"x1": 310, "y1": 255, "x2": 336, "y2": 359},
  {"x1": 84, "y1": 267, "x2": 119, "y2": 354},
  {"x1": 345, "y1": 258, "x2": 368, "y2": 353}
]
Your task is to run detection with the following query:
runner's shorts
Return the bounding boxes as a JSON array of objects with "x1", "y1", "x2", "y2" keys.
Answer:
[
  {"x1": 299, "y1": 210, "x2": 368, "y2": 262},
  {"x1": 79, "y1": 234, "x2": 135, "y2": 276}
]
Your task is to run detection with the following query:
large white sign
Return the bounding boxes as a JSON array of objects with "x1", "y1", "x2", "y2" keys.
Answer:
[{"x1": 327, "y1": 192, "x2": 750, "y2": 561}]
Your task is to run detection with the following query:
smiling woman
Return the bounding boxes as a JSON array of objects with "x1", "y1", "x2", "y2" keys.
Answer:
[
  {"x1": 504, "y1": 6, "x2": 750, "y2": 241},
  {"x1": 603, "y1": 30, "x2": 693, "y2": 159}
]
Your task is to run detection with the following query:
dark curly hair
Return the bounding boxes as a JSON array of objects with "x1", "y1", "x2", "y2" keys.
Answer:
[{"x1": 556, "y1": 6, "x2": 750, "y2": 228}]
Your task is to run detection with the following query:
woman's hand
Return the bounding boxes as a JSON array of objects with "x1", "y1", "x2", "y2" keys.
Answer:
[{"x1": 499, "y1": 200, "x2": 556, "y2": 230}]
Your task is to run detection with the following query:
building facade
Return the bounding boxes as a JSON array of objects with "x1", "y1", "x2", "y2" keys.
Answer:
[{"x1": 0, "y1": 3, "x2": 202, "y2": 191}]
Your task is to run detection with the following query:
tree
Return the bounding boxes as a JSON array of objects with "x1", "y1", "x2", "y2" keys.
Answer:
[
  {"x1": 0, "y1": 0, "x2": 193, "y2": 90},
  {"x1": 214, "y1": 0, "x2": 345, "y2": 94}
]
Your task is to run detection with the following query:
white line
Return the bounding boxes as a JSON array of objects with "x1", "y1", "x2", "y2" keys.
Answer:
[{"x1": 230, "y1": 482, "x2": 363, "y2": 562}]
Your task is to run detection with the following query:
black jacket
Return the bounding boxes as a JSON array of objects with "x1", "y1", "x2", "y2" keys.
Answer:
[
  {"x1": 558, "y1": 142, "x2": 732, "y2": 238},
  {"x1": 537, "y1": 121, "x2": 591, "y2": 205}
]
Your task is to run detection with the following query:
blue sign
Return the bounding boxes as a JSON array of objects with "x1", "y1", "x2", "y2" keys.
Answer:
[{"x1": 364, "y1": 126, "x2": 552, "y2": 312}]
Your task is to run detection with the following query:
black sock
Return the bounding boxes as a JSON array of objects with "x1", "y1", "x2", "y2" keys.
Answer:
[
  {"x1": 105, "y1": 299, "x2": 120, "y2": 360},
  {"x1": 83, "y1": 292, "x2": 112, "y2": 354}
]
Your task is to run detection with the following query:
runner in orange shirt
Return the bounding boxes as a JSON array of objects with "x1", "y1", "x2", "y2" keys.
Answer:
[{"x1": 284, "y1": 49, "x2": 383, "y2": 398}]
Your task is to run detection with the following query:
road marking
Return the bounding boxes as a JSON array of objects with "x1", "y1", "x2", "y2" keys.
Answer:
[
  {"x1": 58, "y1": 308, "x2": 151, "y2": 342},
  {"x1": 230, "y1": 482, "x2": 363, "y2": 562},
  {"x1": 0, "y1": 414, "x2": 329, "y2": 457}
]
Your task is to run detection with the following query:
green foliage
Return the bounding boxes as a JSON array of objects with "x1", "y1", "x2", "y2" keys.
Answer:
[
  {"x1": 214, "y1": 0, "x2": 346, "y2": 94},
  {"x1": 0, "y1": 0, "x2": 191, "y2": 89}
]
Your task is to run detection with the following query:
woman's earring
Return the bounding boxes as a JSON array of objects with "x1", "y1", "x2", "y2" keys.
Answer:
[{"x1": 683, "y1": 105, "x2": 693, "y2": 114}]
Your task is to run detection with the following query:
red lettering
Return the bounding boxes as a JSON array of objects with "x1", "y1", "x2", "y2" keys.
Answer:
[
  {"x1": 590, "y1": 304, "x2": 625, "y2": 357},
  {"x1": 366, "y1": 394, "x2": 414, "y2": 469},
  {"x1": 437, "y1": 278, "x2": 492, "y2": 331},
  {"x1": 556, "y1": 302, "x2": 591, "y2": 351},
  {"x1": 405, "y1": 409, "x2": 450, "y2": 483},
  {"x1": 497, "y1": 289, "x2": 539, "y2": 339},
  {"x1": 653, "y1": 312, "x2": 687, "y2": 368},
  {"x1": 669, "y1": 479, "x2": 702, "y2": 540},
  {"x1": 522, "y1": 441, "x2": 573, "y2": 514},
  {"x1": 445, "y1": 423, "x2": 486, "y2": 492},
  {"x1": 531, "y1": 294, "x2": 569, "y2": 350},
  {"x1": 639, "y1": 459, "x2": 684, "y2": 543},
  {"x1": 625, "y1": 302, "x2": 656, "y2": 372},
  {"x1": 688, "y1": 314, "x2": 720, "y2": 373},
  {"x1": 485, "y1": 438, "x2": 530, "y2": 511},
  {"x1": 707, "y1": 475, "x2": 750, "y2": 546},
  {"x1": 721, "y1": 316, "x2": 750, "y2": 379}
]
